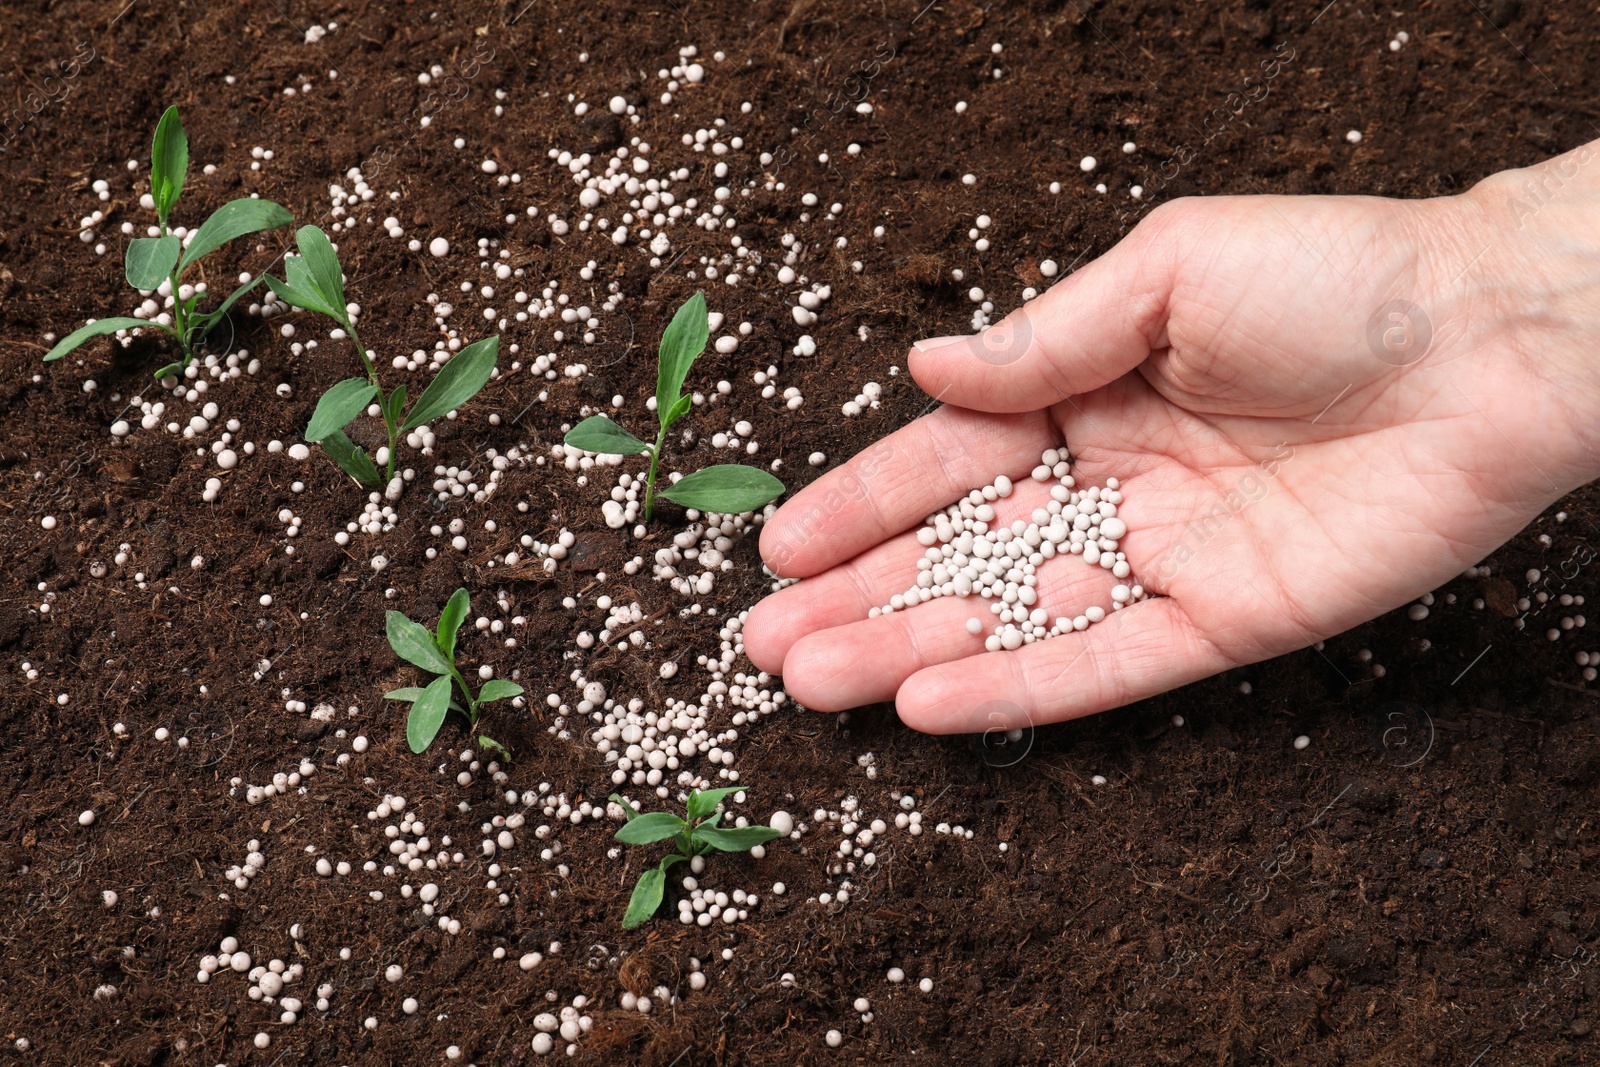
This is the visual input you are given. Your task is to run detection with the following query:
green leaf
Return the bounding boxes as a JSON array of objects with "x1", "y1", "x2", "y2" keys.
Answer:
[
  {"x1": 292, "y1": 225, "x2": 348, "y2": 315},
  {"x1": 614, "y1": 812, "x2": 687, "y2": 845},
  {"x1": 306, "y1": 378, "x2": 376, "y2": 443},
  {"x1": 43, "y1": 317, "x2": 155, "y2": 362},
  {"x1": 658, "y1": 465, "x2": 785, "y2": 514},
  {"x1": 622, "y1": 867, "x2": 667, "y2": 929},
  {"x1": 407, "y1": 674, "x2": 453, "y2": 754},
  {"x1": 693, "y1": 824, "x2": 784, "y2": 852},
  {"x1": 610, "y1": 793, "x2": 642, "y2": 821},
  {"x1": 264, "y1": 271, "x2": 337, "y2": 320},
  {"x1": 435, "y1": 588, "x2": 470, "y2": 661},
  {"x1": 476, "y1": 734, "x2": 512, "y2": 761},
  {"x1": 150, "y1": 105, "x2": 188, "y2": 222},
  {"x1": 387, "y1": 610, "x2": 452, "y2": 675},
  {"x1": 664, "y1": 393, "x2": 693, "y2": 427},
  {"x1": 389, "y1": 687, "x2": 468, "y2": 714},
  {"x1": 563, "y1": 414, "x2": 650, "y2": 456},
  {"x1": 153, "y1": 360, "x2": 186, "y2": 381},
  {"x1": 402, "y1": 335, "x2": 499, "y2": 430},
  {"x1": 319, "y1": 430, "x2": 382, "y2": 486},
  {"x1": 384, "y1": 385, "x2": 408, "y2": 429},
  {"x1": 686, "y1": 787, "x2": 739, "y2": 822},
  {"x1": 179, "y1": 198, "x2": 294, "y2": 273},
  {"x1": 476, "y1": 679, "x2": 523, "y2": 704},
  {"x1": 655, "y1": 292, "x2": 708, "y2": 430},
  {"x1": 125, "y1": 235, "x2": 179, "y2": 290},
  {"x1": 196, "y1": 272, "x2": 269, "y2": 331}
]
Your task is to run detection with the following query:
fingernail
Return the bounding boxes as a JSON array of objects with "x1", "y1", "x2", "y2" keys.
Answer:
[{"x1": 912, "y1": 335, "x2": 968, "y2": 353}]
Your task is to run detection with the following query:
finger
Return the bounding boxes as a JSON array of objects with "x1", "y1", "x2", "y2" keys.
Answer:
[
  {"x1": 907, "y1": 204, "x2": 1183, "y2": 413},
  {"x1": 759, "y1": 405, "x2": 1055, "y2": 577},
  {"x1": 894, "y1": 596, "x2": 1234, "y2": 734},
  {"x1": 743, "y1": 531, "x2": 926, "y2": 674},
  {"x1": 778, "y1": 598, "x2": 985, "y2": 711},
  {"x1": 745, "y1": 476, "x2": 1078, "y2": 672},
  {"x1": 780, "y1": 548, "x2": 1126, "y2": 711}
]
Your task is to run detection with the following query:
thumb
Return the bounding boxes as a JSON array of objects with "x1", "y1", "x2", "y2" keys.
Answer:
[{"x1": 908, "y1": 203, "x2": 1182, "y2": 412}]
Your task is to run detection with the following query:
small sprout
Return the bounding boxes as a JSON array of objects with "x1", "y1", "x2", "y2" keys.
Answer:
[
  {"x1": 45, "y1": 106, "x2": 294, "y2": 376},
  {"x1": 610, "y1": 788, "x2": 782, "y2": 929},
  {"x1": 383, "y1": 588, "x2": 523, "y2": 755},
  {"x1": 564, "y1": 293, "x2": 784, "y2": 521},
  {"x1": 266, "y1": 225, "x2": 500, "y2": 487}
]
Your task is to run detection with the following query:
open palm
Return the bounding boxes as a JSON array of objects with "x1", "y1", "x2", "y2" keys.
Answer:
[{"x1": 746, "y1": 150, "x2": 1600, "y2": 733}]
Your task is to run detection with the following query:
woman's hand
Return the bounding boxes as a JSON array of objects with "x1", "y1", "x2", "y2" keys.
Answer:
[{"x1": 744, "y1": 140, "x2": 1600, "y2": 734}]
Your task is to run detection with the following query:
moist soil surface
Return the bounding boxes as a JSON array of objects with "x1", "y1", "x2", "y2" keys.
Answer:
[{"x1": 2, "y1": 2, "x2": 1598, "y2": 1065}]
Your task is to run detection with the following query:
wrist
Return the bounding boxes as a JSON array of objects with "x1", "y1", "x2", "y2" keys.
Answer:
[{"x1": 1450, "y1": 140, "x2": 1600, "y2": 482}]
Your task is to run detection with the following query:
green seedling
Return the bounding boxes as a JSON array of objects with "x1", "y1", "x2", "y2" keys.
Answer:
[
  {"x1": 265, "y1": 224, "x2": 500, "y2": 488},
  {"x1": 45, "y1": 105, "x2": 294, "y2": 377},
  {"x1": 384, "y1": 588, "x2": 523, "y2": 757},
  {"x1": 610, "y1": 788, "x2": 783, "y2": 928},
  {"x1": 563, "y1": 292, "x2": 784, "y2": 521}
]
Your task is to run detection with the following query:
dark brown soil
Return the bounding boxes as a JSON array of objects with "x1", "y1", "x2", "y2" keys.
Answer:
[{"x1": 2, "y1": 2, "x2": 1598, "y2": 1065}]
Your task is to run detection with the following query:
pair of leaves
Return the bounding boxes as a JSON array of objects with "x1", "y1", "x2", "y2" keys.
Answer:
[
  {"x1": 610, "y1": 789, "x2": 784, "y2": 927},
  {"x1": 612, "y1": 788, "x2": 735, "y2": 826},
  {"x1": 384, "y1": 590, "x2": 523, "y2": 753},
  {"x1": 305, "y1": 336, "x2": 501, "y2": 478},
  {"x1": 265, "y1": 225, "x2": 348, "y2": 322},
  {"x1": 559, "y1": 293, "x2": 708, "y2": 454},
  {"x1": 125, "y1": 199, "x2": 296, "y2": 291},
  {"x1": 561, "y1": 417, "x2": 784, "y2": 512},
  {"x1": 559, "y1": 293, "x2": 784, "y2": 518}
]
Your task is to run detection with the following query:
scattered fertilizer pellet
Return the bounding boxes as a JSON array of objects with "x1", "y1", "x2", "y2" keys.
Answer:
[{"x1": 1293, "y1": 735, "x2": 1311, "y2": 750}]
